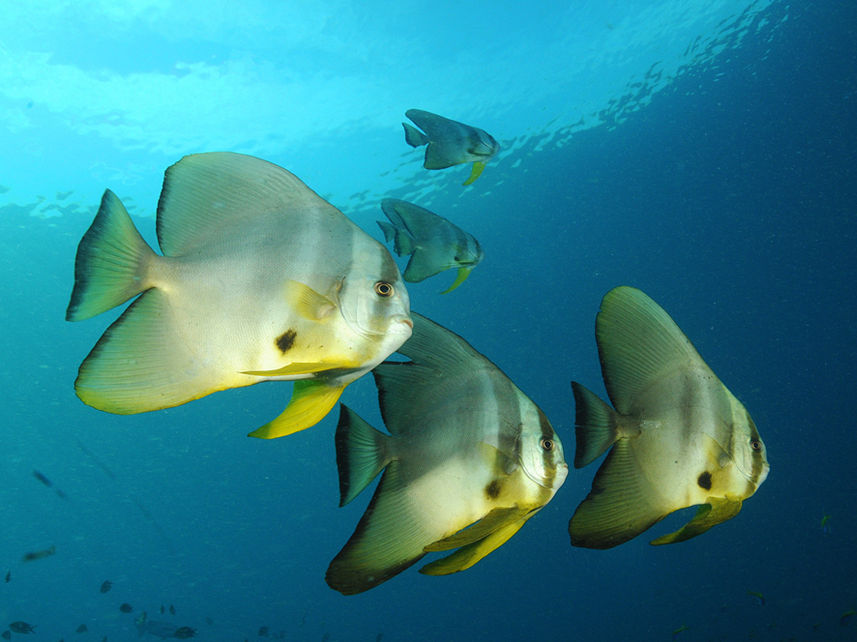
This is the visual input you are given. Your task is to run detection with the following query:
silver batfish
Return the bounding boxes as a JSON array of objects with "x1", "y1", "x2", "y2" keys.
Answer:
[
  {"x1": 67, "y1": 152, "x2": 412, "y2": 439},
  {"x1": 326, "y1": 312, "x2": 567, "y2": 594},
  {"x1": 570, "y1": 286, "x2": 769, "y2": 548}
]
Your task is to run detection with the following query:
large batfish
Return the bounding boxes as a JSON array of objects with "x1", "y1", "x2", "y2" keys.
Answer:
[
  {"x1": 402, "y1": 109, "x2": 499, "y2": 185},
  {"x1": 569, "y1": 286, "x2": 769, "y2": 548},
  {"x1": 326, "y1": 313, "x2": 567, "y2": 594},
  {"x1": 66, "y1": 152, "x2": 412, "y2": 439},
  {"x1": 377, "y1": 198, "x2": 483, "y2": 293}
]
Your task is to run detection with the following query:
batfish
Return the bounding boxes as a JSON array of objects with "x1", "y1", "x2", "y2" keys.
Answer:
[
  {"x1": 569, "y1": 286, "x2": 769, "y2": 548},
  {"x1": 326, "y1": 313, "x2": 567, "y2": 594},
  {"x1": 67, "y1": 152, "x2": 413, "y2": 439},
  {"x1": 402, "y1": 109, "x2": 499, "y2": 185},
  {"x1": 377, "y1": 198, "x2": 483, "y2": 293}
]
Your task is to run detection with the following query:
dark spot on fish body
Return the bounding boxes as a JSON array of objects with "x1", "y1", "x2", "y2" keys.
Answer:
[
  {"x1": 485, "y1": 479, "x2": 502, "y2": 500},
  {"x1": 275, "y1": 329, "x2": 297, "y2": 354},
  {"x1": 697, "y1": 471, "x2": 712, "y2": 490}
]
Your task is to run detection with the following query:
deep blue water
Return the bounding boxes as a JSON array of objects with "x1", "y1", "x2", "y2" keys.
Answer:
[{"x1": 2, "y1": 1, "x2": 856, "y2": 640}]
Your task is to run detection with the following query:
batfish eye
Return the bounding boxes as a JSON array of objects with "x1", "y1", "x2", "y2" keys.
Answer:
[
  {"x1": 540, "y1": 438, "x2": 554, "y2": 451},
  {"x1": 750, "y1": 439, "x2": 762, "y2": 451},
  {"x1": 374, "y1": 281, "x2": 394, "y2": 297}
]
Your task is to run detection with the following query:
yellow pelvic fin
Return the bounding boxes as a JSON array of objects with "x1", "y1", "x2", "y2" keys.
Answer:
[
  {"x1": 286, "y1": 280, "x2": 338, "y2": 321},
  {"x1": 420, "y1": 516, "x2": 528, "y2": 576},
  {"x1": 248, "y1": 379, "x2": 345, "y2": 439},
  {"x1": 425, "y1": 507, "x2": 529, "y2": 552},
  {"x1": 650, "y1": 496, "x2": 743, "y2": 545},
  {"x1": 462, "y1": 161, "x2": 486, "y2": 186},
  {"x1": 440, "y1": 266, "x2": 473, "y2": 294}
]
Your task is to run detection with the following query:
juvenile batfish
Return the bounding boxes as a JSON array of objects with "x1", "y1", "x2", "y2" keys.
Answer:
[
  {"x1": 326, "y1": 313, "x2": 567, "y2": 594},
  {"x1": 402, "y1": 109, "x2": 499, "y2": 185},
  {"x1": 569, "y1": 286, "x2": 769, "y2": 548},
  {"x1": 66, "y1": 152, "x2": 412, "y2": 439},
  {"x1": 377, "y1": 198, "x2": 483, "y2": 293}
]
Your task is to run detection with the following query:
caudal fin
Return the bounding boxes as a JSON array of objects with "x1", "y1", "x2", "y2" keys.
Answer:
[
  {"x1": 402, "y1": 122, "x2": 428, "y2": 148},
  {"x1": 571, "y1": 382, "x2": 620, "y2": 468},
  {"x1": 333, "y1": 405, "x2": 390, "y2": 506},
  {"x1": 66, "y1": 190, "x2": 156, "y2": 321}
]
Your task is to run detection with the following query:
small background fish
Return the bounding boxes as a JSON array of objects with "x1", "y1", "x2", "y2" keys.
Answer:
[
  {"x1": 378, "y1": 198, "x2": 483, "y2": 293},
  {"x1": 402, "y1": 109, "x2": 500, "y2": 184}
]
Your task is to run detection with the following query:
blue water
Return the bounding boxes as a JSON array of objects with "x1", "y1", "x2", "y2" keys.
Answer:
[{"x1": 2, "y1": 1, "x2": 855, "y2": 640}]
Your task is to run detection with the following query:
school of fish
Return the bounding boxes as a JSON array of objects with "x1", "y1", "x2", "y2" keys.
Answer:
[{"x1": 65, "y1": 108, "x2": 769, "y2": 594}]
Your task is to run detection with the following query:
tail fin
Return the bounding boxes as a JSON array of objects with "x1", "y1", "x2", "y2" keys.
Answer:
[
  {"x1": 377, "y1": 220, "x2": 396, "y2": 244},
  {"x1": 402, "y1": 122, "x2": 428, "y2": 148},
  {"x1": 335, "y1": 405, "x2": 390, "y2": 506},
  {"x1": 66, "y1": 190, "x2": 156, "y2": 321},
  {"x1": 571, "y1": 381, "x2": 620, "y2": 468}
]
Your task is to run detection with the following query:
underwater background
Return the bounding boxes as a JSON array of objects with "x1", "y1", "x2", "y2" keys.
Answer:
[{"x1": 2, "y1": 1, "x2": 856, "y2": 640}]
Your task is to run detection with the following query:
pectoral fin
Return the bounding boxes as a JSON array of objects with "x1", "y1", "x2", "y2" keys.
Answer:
[
  {"x1": 248, "y1": 379, "x2": 345, "y2": 439},
  {"x1": 286, "y1": 280, "x2": 337, "y2": 321},
  {"x1": 650, "y1": 496, "x2": 743, "y2": 545},
  {"x1": 462, "y1": 161, "x2": 486, "y2": 186},
  {"x1": 440, "y1": 267, "x2": 473, "y2": 294}
]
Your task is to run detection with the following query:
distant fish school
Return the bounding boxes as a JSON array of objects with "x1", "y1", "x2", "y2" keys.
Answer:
[{"x1": 65, "y1": 110, "x2": 769, "y2": 593}]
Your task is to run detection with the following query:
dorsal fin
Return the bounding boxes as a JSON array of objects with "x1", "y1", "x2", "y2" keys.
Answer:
[
  {"x1": 596, "y1": 286, "x2": 710, "y2": 414},
  {"x1": 156, "y1": 152, "x2": 338, "y2": 255}
]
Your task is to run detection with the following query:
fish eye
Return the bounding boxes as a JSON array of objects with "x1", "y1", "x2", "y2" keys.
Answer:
[
  {"x1": 540, "y1": 438, "x2": 554, "y2": 451},
  {"x1": 374, "y1": 281, "x2": 394, "y2": 297},
  {"x1": 750, "y1": 439, "x2": 762, "y2": 451}
]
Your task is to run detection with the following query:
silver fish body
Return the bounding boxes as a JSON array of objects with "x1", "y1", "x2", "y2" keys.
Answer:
[
  {"x1": 570, "y1": 286, "x2": 769, "y2": 548},
  {"x1": 326, "y1": 313, "x2": 567, "y2": 594},
  {"x1": 67, "y1": 152, "x2": 412, "y2": 438}
]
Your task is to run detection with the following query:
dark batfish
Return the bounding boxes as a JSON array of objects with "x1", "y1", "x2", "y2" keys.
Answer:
[
  {"x1": 119, "y1": 603, "x2": 133, "y2": 613},
  {"x1": 9, "y1": 622, "x2": 36, "y2": 634},
  {"x1": 76, "y1": 623, "x2": 88, "y2": 633},
  {"x1": 378, "y1": 199, "x2": 483, "y2": 293},
  {"x1": 403, "y1": 109, "x2": 500, "y2": 185},
  {"x1": 100, "y1": 580, "x2": 112, "y2": 593}
]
